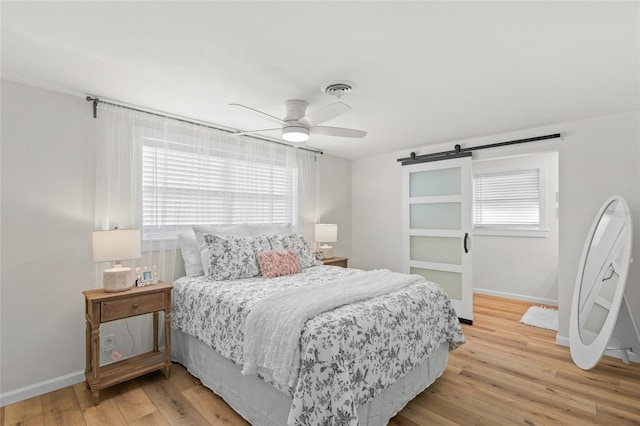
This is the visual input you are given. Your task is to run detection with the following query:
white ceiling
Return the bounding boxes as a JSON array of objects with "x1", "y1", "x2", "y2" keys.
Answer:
[{"x1": 2, "y1": 1, "x2": 638, "y2": 159}]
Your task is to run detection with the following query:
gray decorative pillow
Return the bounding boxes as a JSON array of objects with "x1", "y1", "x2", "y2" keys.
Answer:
[
  {"x1": 192, "y1": 224, "x2": 251, "y2": 273},
  {"x1": 268, "y1": 234, "x2": 322, "y2": 269},
  {"x1": 203, "y1": 234, "x2": 271, "y2": 280}
]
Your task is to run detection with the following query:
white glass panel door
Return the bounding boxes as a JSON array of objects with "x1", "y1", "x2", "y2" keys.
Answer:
[{"x1": 403, "y1": 157, "x2": 473, "y2": 323}]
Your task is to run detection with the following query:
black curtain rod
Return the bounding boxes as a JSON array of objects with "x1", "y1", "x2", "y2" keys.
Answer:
[
  {"x1": 397, "y1": 133, "x2": 561, "y2": 166},
  {"x1": 86, "y1": 96, "x2": 324, "y2": 155}
]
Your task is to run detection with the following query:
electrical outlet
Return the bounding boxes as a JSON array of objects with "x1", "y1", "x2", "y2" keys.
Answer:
[{"x1": 102, "y1": 335, "x2": 115, "y2": 352}]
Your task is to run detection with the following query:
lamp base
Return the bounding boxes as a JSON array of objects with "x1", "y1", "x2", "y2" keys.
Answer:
[
  {"x1": 319, "y1": 244, "x2": 334, "y2": 260},
  {"x1": 103, "y1": 266, "x2": 134, "y2": 292}
]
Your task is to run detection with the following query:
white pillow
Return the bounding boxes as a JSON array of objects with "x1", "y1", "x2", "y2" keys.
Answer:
[
  {"x1": 268, "y1": 234, "x2": 322, "y2": 269},
  {"x1": 203, "y1": 234, "x2": 271, "y2": 280},
  {"x1": 177, "y1": 232, "x2": 204, "y2": 277},
  {"x1": 192, "y1": 224, "x2": 251, "y2": 274},
  {"x1": 248, "y1": 223, "x2": 293, "y2": 236}
]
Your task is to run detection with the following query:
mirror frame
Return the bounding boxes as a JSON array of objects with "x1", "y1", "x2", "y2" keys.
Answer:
[{"x1": 569, "y1": 195, "x2": 633, "y2": 370}]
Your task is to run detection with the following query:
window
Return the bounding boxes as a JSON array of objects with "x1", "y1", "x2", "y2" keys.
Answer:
[
  {"x1": 142, "y1": 138, "x2": 295, "y2": 239},
  {"x1": 473, "y1": 166, "x2": 547, "y2": 236}
]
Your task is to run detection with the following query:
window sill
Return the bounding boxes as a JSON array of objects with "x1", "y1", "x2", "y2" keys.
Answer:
[
  {"x1": 141, "y1": 238, "x2": 179, "y2": 252},
  {"x1": 472, "y1": 228, "x2": 548, "y2": 238}
]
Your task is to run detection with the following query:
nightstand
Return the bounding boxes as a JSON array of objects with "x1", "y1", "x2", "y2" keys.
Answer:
[
  {"x1": 322, "y1": 257, "x2": 349, "y2": 268},
  {"x1": 83, "y1": 282, "x2": 173, "y2": 405}
]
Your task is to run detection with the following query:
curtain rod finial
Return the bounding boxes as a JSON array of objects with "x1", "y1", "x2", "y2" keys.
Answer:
[{"x1": 88, "y1": 97, "x2": 99, "y2": 118}]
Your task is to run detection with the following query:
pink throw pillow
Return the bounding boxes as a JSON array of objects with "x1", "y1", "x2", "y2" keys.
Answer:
[{"x1": 257, "y1": 250, "x2": 301, "y2": 278}]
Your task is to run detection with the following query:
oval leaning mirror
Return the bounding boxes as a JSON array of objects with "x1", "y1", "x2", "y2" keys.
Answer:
[{"x1": 569, "y1": 195, "x2": 635, "y2": 370}]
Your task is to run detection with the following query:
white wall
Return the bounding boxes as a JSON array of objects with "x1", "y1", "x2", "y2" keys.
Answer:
[
  {"x1": 557, "y1": 111, "x2": 640, "y2": 344},
  {"x1": 0, "y1": 80, "x2": 352, "y2": 404},
  {"x1": 351, "y1": 153, "x2": 404, "y2": 272},
  {"x1": 351, "y1": 110, "x2": 640, "y2": 344},
  {"x1": 472, "y1": 152, "x2": 559, "y2": 305},
  {"x1": 1, "y1": 81, "x2": 96, "y2": 398},
  {"x1": 317, "y1": 154, "x2": 352, "y2": 258}
]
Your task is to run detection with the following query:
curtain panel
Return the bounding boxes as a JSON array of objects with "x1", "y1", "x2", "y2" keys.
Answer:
[{"x1": 94, "y1": 103, "x2": 318, "y2": 284}]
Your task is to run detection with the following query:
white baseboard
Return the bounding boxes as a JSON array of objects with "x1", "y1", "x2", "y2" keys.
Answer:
[
  {"x1": 0, "y1": 345, "x2": 166, "y2": 407},
  {"x1": 556, "y1": 334, "x2": 569, "y2": 347},
  {"x1": 0, "y1": 370, "x2": 85, "y2": 407},
  {"x1": 473, "y1": 288, "x2": 558, "y2": 306},
  {"x1": 556, "y1": 335, "x2": 640, "y2": 364},
  {"x1": 605, "y1": 349, "x2": 640, "y2": 364}
]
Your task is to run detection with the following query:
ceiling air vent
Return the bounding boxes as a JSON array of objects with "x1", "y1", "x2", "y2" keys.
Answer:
[{"x1": 321, "y1": 80, "x2": 356, "y2": 98}]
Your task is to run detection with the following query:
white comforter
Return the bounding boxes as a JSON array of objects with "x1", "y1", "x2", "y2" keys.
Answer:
[{"x1": 172, "y1": 266, "x2": 464, "y2": 426}]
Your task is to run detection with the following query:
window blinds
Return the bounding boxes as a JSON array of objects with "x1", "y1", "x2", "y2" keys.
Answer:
[
  {"x1": 142, "y1": 141, "x2": 294, "y2": 234},
  {"x1": 473, "y1": 169, "x2": 540, "y2": 227}
]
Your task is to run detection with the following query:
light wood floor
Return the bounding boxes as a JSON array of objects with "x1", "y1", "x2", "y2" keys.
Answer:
[{"x1": 3, "y1": 294, "x2": 640, "y2": 425}]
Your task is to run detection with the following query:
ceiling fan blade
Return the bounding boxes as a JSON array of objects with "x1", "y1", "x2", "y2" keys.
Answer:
[
  {"x1": 302, "y1": 102, "x2": 351, "y2": 126},
  {"x1": 229, "y1": 103, "x2": 287, "y2": 126},
  {"x1": 232, "y1": 128, "x2": 281, "y2": 136},
  {"x1": 311, "y1": 126, "x2": 367, "y2": 138}
]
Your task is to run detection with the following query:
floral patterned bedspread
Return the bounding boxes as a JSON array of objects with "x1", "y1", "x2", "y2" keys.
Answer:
[{"x1": 172, "y1": 266, "x2": 465, "y2": 426}]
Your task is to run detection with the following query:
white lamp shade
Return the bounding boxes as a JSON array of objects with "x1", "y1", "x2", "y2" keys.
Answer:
[
  {"x1": 315, "y1": 224, "x2": 338, "y2": 243},
  {"x1": 92, "y1": 229, "x2": 141, "y2": 262}
]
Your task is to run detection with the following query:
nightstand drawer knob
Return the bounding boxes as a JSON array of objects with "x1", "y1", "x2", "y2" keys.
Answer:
[{"x1": 132, "y1": 303, "x2": 139, "y2": 309}]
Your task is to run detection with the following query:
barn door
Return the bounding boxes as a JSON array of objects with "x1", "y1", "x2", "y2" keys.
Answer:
[{"x1": 402, "y1": 157, "x2": 473, "y2": 323}]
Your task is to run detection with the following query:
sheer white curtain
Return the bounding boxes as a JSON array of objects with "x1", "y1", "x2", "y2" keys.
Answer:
[{"x1": 95, "y1": 103, "x2": 318, "y2": 284}]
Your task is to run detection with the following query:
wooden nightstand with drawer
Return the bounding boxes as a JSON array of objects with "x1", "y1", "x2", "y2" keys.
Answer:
[
  {"x1": 83, "y1": 282, "x2": 173, "y2": 405},
  {"x1": 322, "y1": 257, "x2": 349, "y2": 268}
]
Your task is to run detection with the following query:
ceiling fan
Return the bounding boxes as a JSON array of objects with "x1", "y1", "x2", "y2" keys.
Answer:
[{"x1": 230, "y1": 81, "x2": 367, "y2": 144}]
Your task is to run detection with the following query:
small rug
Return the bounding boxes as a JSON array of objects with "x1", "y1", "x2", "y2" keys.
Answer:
[{"x1": 520, "y1": 306, "x2": 558, "y2": 331}]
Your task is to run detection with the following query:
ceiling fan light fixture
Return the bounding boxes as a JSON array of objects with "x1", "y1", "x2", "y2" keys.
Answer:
[{"x1": 282, "y1": 126, "x2": 309, "y2": 143}]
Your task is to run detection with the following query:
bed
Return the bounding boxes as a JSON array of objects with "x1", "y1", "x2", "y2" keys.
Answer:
[{"x1": 170, "y1": 225, "x2": 464, "y2": 426}]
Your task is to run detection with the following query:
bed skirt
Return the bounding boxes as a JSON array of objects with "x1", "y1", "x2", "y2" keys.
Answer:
[{"x1": 172, "y1": 328, "x2": 449, "y2": 426}]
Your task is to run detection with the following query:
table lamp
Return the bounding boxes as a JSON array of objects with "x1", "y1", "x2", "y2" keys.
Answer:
[
  {"x1": 315, "y1": 224, "x2": 337, "y2": 259},
  {"x1": 92, "y1": 229, "x2": 141, "y2": 292}
]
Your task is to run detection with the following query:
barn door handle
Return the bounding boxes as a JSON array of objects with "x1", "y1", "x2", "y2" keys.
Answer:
[{"x1": 464, "y1": 233, "x2": 469, "y2": 253}]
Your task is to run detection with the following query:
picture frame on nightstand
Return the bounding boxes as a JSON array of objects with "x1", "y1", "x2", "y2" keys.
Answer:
[{"x1": 136, "y1": 265, "x2": 158, "y2": 286}]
